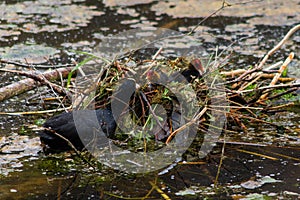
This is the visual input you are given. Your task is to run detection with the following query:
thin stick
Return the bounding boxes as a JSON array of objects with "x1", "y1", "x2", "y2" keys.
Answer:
[
  {"x1": 231, "y1": 24, "x2": 300, "y2": 84},
  {"x1": 265, "y1": 150, "x2": 300, "y2": 162},
  {"x1": 268, "y1": 87, "x2": 298, "y2": 100},
  {"x1": 0, "y1": 58, "x2": 75, "y2": 69},
  {"x1": 236, "y1": 149, "x2": 278, "y2": 160},
  {"x1": 149, "y1": 181, "x2": 171, "y2": 200},
  {"x1": 259, "y1": 52, "x2": 294, "y2": 101},
  {"x1": 0, "y1": 106, "x2": 72, "y2": 115},
  {"x1": 140, "y1": 92, "x2": 165, "y2": 130},
  {"x1": 265, "y1": 102, "x2": 295, "y2": 111},
  {"x1": 256, "y1": 24, "x2": 300, "y2": 70},
  {"x1": 44, "y1": 127, "x2": 99, "y2": 170},
  {"x1": 238, "y1": 82, "x2": 300, "y2": 94},
  {"x1": 142, "y1": 177, "x2": 157, "y2": 200},
  {"x1": 214, "y1": 135, "x2": 226, "y2": 187},
  {"x1": 165, "y1": 106, "x2": 207, "y2": 144},
  {"x1": 220, "y1": 61, "x2": 283, "y2": 77}
]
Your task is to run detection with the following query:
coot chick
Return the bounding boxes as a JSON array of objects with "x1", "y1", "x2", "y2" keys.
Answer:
[
  {"x1": 39, "y1": 109, "x2": 116, "y2": 153},
  {"x1": 181, "y1": 58, "x2": 204, "y2": 82}
]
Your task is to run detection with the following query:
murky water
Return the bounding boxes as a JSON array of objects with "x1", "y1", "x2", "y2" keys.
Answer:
[{"x1": 0, "y1": 0, "x2": 299, "y2": 199}]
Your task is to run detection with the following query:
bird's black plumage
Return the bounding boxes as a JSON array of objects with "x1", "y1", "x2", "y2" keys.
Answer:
[{"x1": 39, "y1": 109, "x2": 116, "y2": 153}]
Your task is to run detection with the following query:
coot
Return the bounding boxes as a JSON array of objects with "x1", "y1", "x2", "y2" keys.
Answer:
[{"x1": 39, "y1": 109, "x2": 116, "y2": 153}]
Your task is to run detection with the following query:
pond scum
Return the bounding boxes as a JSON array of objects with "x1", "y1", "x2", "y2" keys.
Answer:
[{"x1": 0, "y1": 24, "x2": 299, "y2": 198}]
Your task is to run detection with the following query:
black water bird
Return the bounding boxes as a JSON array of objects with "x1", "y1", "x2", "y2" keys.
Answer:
[{"x1": 39, "y1": 109, "x2": 116, "y2": 153}]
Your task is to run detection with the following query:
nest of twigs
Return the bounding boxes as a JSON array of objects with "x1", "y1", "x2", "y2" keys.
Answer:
[{"x1": 0, "y1": 25, "x2": 299, "y2": 150}]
